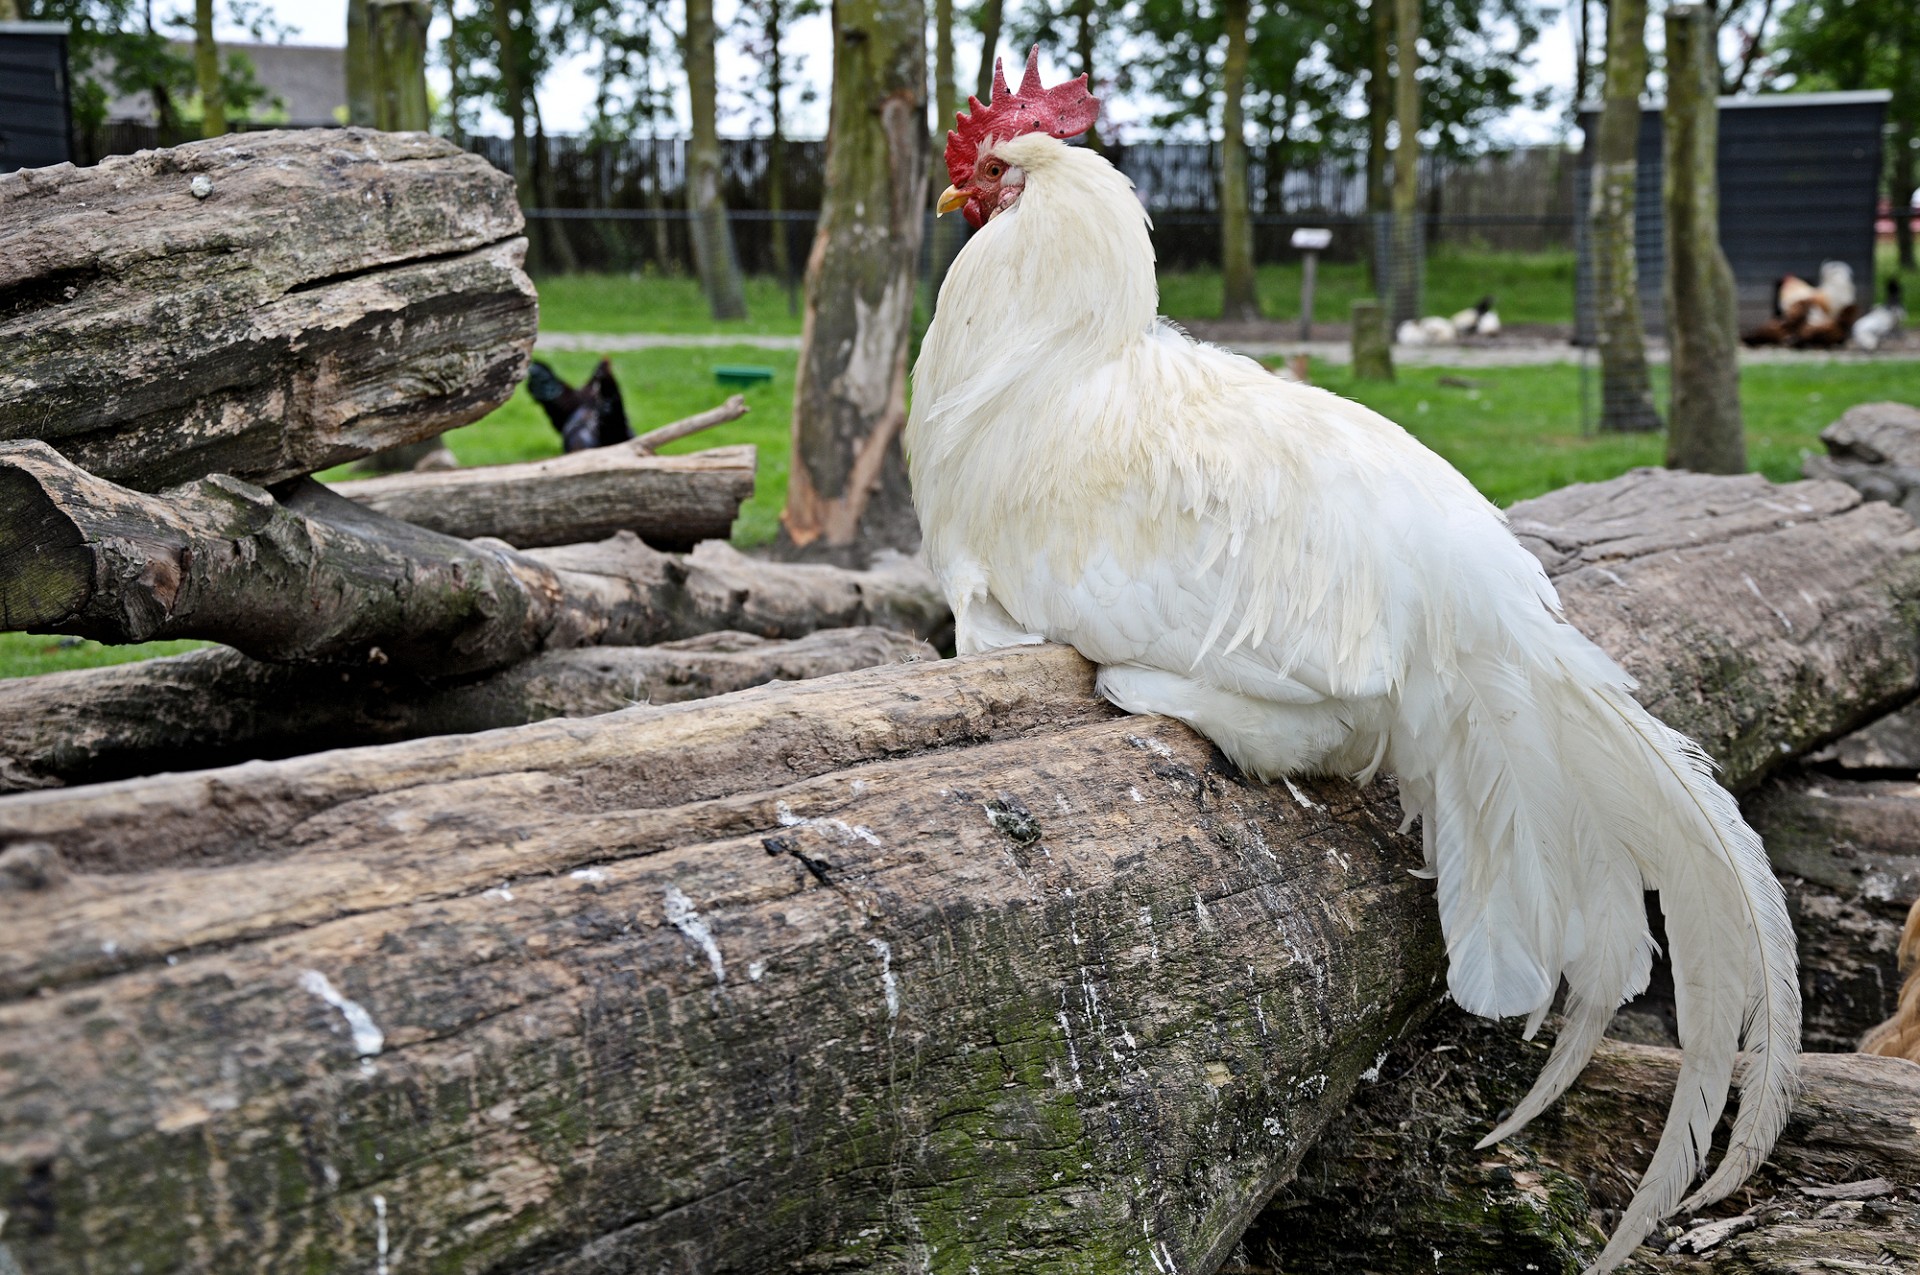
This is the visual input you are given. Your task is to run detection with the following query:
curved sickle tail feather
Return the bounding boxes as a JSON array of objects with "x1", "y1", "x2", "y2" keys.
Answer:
[{"x1": 1394, "y1": 624, "x2": 1801, "y2": 1274}]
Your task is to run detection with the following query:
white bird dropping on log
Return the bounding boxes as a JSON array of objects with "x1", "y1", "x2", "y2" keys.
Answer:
[
  {"x1": 907, "y1": 49, "x2": 1800, "y2": 1274},
  {"x1": 300, "y1": 969, "x2": 385, "y2": 1074}
]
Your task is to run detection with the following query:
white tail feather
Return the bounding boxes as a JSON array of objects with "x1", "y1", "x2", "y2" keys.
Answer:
[{"x1": 1396, "y1": 625, "x2": 1800, "y2": 1274}]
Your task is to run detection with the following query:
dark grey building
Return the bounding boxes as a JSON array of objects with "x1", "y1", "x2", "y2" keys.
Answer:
[
  {"x1": 0, "y1": 21, "x2": 73, "y2": 173},
  {"x1": 1574, "y1": 90, "x2": 1890, "y2": 340}
]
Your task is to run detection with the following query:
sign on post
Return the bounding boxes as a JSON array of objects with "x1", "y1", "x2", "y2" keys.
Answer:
[{"x1": 1290, "y1": 227, "x2": 1333, "y2": 342}]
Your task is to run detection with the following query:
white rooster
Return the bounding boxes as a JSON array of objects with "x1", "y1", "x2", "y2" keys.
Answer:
[{"x1": 908, "y1": 53, "x2": 1799, "y2": 1274}]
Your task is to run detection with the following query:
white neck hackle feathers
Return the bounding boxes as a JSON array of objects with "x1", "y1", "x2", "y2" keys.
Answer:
[{"x1": 907, "y1": 133, "x2": 1801, "y2": 1274}]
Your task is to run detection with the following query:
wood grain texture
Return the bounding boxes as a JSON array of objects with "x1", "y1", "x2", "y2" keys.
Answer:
[
  {"x1": 0, "y1": 628, "x2": 936, "y2": 792},
  {"x1": 0, "y1": 129, "x2": 536, "y2": 490},
  {"x1": 1248, "y1": 1010, "x2": 1920, "y2": 1274},
  {"x1": 327, "y1": 443, "x2": 756, "y2": 551},
  {"x1": 0, "y1": 441, "x2": 944, "y2": 677},
  {"x1": 3, "y1": 469, "x2": 1919, "y2": 1271}
]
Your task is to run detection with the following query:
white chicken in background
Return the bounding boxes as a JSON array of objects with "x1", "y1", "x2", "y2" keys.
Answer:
[
  {"x1": 1450, "y1": 295, "x2": 1501, "y2": 338},
  {"x1": 1394, "y1": 314, "x2": 1457, "y2": 346},
  {"x1": 908, "y1": 53, "x2": 1799, "y2": 1275},
  {"x1": 1851, "y1": 278, "x2": 1905, "y2": 352}
]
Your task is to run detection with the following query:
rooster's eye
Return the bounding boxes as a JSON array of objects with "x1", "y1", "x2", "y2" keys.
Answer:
[{"x1": 983, "y1": 161, "x2": 1004, "y2": 180}]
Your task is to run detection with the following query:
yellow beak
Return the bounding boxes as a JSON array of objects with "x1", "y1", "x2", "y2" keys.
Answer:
[{"x1": 937, "y1": 185, "x2": 968, "y2": 216}]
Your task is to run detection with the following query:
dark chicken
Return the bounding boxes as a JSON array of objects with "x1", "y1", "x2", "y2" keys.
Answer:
[{"x1": 527, "y1": 359, "x2": 632, "y2": 452}]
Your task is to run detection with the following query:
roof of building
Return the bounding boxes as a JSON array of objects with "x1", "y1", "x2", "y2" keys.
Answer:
[{"x1": 103, "y1": 41, "x2": 345, "y2": 127}]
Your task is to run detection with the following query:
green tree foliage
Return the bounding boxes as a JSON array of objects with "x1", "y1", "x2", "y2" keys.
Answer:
[
  {"x1": 20, "y1": 0, "x2": 279, "y2": 148},
  {"x1": 1768, "y1": 0, "x2": 1919, "y2": 267}
]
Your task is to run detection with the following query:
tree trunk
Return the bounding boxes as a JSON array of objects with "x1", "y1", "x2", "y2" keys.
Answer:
[
  {"x1": 529, "y1": 91, "x2": 580, "y2": 273},
  {"x1": 193, "y1": 0, "x2": 225, "y2": 137},
  {"x1": 0, "y1": 442, "x2": 946, "y2": 676},
  {"x1": 1072, "y1": 0, "x2": 1103, "y2": 152},
  {"x1": 1219, "y1": 0, "x2": 1260, "y2": 321},
  {"x1": 685, "y1": 0, "x2": 749, "y2": 320},
  {"x1": 1351, "y1": 297, "x2": 1395, "y2": 381},
  {"x1": 766, "y1": 0, "x2": 797, "y2": 309},
  {"x1": 494, "y1": 0, "x2": 533, "y2": 218},
  {"x1": 779, "y1": 0, "x2": 927, "y2": 563},
  {"x1": 327, "y1": 441, "x2": 756, "y2": 551},
  {"x1": 1662, "y1": 3, "x2": 1744, "y2": 474},
  {"x1": 0, "y1": 628, "x2": 936, "y2": 792},
  {"x1": 1389, "y1": 0, "x2": 1422, "y2": 324},
  {"x1": 974, "y1": 0, "x2": 1004, "y2": 99},
  {"x1": 440, "y1": 0, "x2": 465, "y2": 140},
  {"x1": 928, "y1": 0, "x2": 962, "y2": 304},
  {"x1": 368, "y1": 0, "x2": 431, "y2": 131},
  {"x1": 1367, "y1": 0, "x2": 1391, "y2": 292},
  {"x1": 1591, "y1": 0, "x2": 1662, "y2": 433},
  {"x1": 0, "y1": 130, "x2": 535, "y2": 491},
  {"x1": 345, "y1": 0, "x2": 375, "y2": 125},
  {"x1": 1248, "y1": 1013, "x2": 1920, "y2": 1274},
  {"x1": 6, "y1": 466, "x2": 1920, "y2": 1270}
]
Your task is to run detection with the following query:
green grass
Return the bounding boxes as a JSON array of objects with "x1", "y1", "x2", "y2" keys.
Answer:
[
  {"x1": 449, "y1": 344, "x2": 799, "y2": 546},
  {"x1": 1159, "y1": 246, "x2": 1578, "y2": 328},
  {"x1": 533, "y1": 271, "x2": 806, "y2": 336},
  {"x1": 0, "y1": 634, "x2": 209, "y2": 680}
]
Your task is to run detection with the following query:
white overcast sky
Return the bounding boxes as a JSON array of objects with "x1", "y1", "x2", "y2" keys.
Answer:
[{"x1": 170, "y1": 0, "x2": 1582, "y2": 145}]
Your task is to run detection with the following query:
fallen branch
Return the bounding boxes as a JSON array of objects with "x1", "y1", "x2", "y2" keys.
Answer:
[
  {"x1": 632, "y1": 393, "x2": 750, "y2": 452},
  {"x1": 327, "y1": 440, "x2": 755, "y2": 550},
  {"x1": 0, "y1": 628, "x2": 936, "y2": 792},
  {"x1": 0, "y1": 441, "x2": 943, "y2": 676},
  {"x1": 0, "y1": 130, "x2": 536, "y2": 490}
]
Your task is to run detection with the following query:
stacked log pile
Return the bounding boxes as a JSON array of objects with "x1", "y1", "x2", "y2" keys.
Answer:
[
  {"x1": 0, "y1": 131, "x2": 945, "y2": 792},
  {"x1": 6, "y1": 457, "x2": 1920, "y2": 1272}
]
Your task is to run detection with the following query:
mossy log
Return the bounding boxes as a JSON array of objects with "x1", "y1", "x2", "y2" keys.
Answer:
[
  {"x1": 0, "y1": 129, "x2": 535, "y2": 490},
  {"x1": 1246, "y1": 1010, "x2": 1920, "y2": 1274},
  {"x1": 0, "y1": 440, "x2": 945, "y2": 677},
  {"x1": 0, "y1": 628, "x2": 936, "y2": 792},
  {"x1": 1747, "y1": 773, "x2": 1920, "y2": 1051},
  {"x1": 4, "y1": 469, "x2": 1920, "y2": 1269},
  {"x1": 0, "y1": 647, "x2": 1449, "y2": 1272},
  {"x1": 326, "y1": 442, "x2": 756, "y2": 552}
]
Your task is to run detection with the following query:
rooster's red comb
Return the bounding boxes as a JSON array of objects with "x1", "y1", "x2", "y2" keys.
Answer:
[{"x1": 945, "y1": 47, "x2": 1099, "y2": 185}]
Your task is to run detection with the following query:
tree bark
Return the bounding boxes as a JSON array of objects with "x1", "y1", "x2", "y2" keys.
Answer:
[
  {"x1": 345, "y1": 0, "x2": 375, "y2": 125},
  {"x1": 368, "y1": 0, "x2": 432, "y2": 132},
  {"x1": 0, "y1": 129, "x2": 535, "y2": 491},
  {"x1": 1367, "y1": 0, "x2": 1391, "y2": 292},
  {"x1": 0, "y1": 441, "x2": 947, "y2": 676},
  {"x1": 327, "y1": 442, "x2": 756, "y2": 550},
  {"x1": 779, "y1": 0, "x2": 927, "y2": 562},
  {"x1": 5, "y1": 468, "x2": 1919, "y2": 1269},
  {"x1": 1894, "y1": 115, "x2": 1917, "y2": 271},
  {"x1": 685, "y1": 0, "x2": 749, "y2": 320},
  {"x1": 0, "y1": 647, "x2": 1444, "y2": 1273},
  {"x1": 974, "y1": 0, "x2": 1004, "y2": 99},
  {"x1": 928, "y1": 0, "x2": 962, "y2": 304},
  {"x1": 193, "y1": 0, "x2": 225, "y2": 137},
  {"x1": 0, "y1": 628, "x2": 936, "y2": 792},
  {"x1": 1591, "y1": 0, "x2": 1662, "y2": 433},
  {"x1": 1745, "y1": 772, "x2": 1920, "y2": 1052},
  {"x1": 494, "y1": 0, "x2": 533, "y2": 217},
  {"x1": 765, "y1": 0, "x2": 797, "y2": 308},
  {"x1": 1219, "y1": 0, "x2": 1261, "y2": 321},
  {"x1": 1247, "y1": 1012, "x2": 1920, "y2": 1274},
  {"x1": 1351, "y1": 297, "x2": 1395, "y2": 381},
  {"x1": 1386, "y1": 0, "x2": 1422, "y2": 325},
  {"x1": 1662, "y1": 4, "x2": 1744, "y2": 475}
]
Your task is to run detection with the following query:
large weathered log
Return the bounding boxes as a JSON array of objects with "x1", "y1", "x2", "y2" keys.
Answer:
[
  {"x1": 3, "y1": 469, "x2": 1919, "y2": 1270},
  {"x1": 1245, "y1": 1010, "x2": 1920, "y2": 1274},
  {"x1": 1747, "y1": 773, "x2": 1920, "y2": 1051},
  {"x1": 0, "y1": 647, "x2": 1448, "y2": 1273},
  {"x1": 0, "y1": 628, "x2": 936, "y2": 792},
  {"x1": 0, "y1": 440, "x2": 945, "y2": 675},
  {"x1": 1802, "y1": 401, "x2": 1920, "y2": 522},
  {"x1": 0, "y1": 129, "x2": 536, "y2": 490},
  {"x1": 327, "y1": 442, "x2": 756, "y2": 551}
]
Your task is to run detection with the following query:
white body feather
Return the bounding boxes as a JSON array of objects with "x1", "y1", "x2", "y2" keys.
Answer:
[{"x1": 908, "y1": 134, "x2": 1800, "y2": 1274}]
